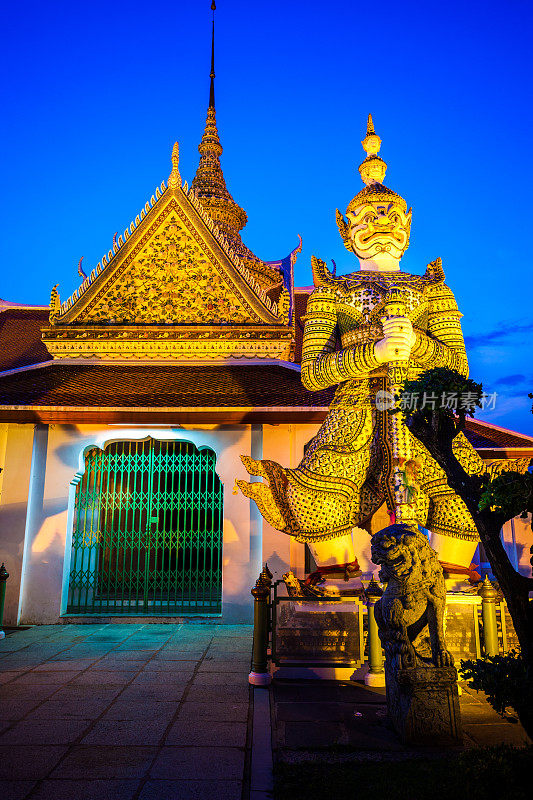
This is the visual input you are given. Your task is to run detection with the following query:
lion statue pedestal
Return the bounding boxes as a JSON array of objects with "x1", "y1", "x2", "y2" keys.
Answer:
[{"x1": 371, "y1": 524, "x2": 462, "y2": 746}]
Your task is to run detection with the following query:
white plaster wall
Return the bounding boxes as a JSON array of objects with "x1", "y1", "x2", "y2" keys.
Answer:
[
  {"x1": 0, "y1": 423, "x2": 35, "y2": 625},
  {"x1": 261, "y1": 423, "x2": 321, "y2": 581},
  {"x1": 18, "y1": 423, "x2": 261, "y2": 625},
  {"x1": 501, "y1": 514, "x2": 532, "y2": 577}
]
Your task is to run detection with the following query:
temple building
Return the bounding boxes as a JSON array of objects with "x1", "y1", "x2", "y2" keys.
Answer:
[{"x1": 1, "y1": 20, "x2": 532, "y2": 627}]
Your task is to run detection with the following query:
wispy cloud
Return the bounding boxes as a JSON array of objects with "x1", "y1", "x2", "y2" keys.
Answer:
[
  {"x1": 476, "y1": 394, "x2": 531, "y2": 425},
  {"x1": 493, "y1": 374, "x2": 528, "y2": 387},
  {"x1": 464, "y1": 321, "x2": 533, "y2": 349}
]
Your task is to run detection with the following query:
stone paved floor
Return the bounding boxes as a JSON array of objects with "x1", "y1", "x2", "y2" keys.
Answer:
[
  {"x1": 272, "y1": 677, "x2": 532, "y2": 761},
  {"x1": 0, "y1": 623, "x2": 253, "y2": 800}
]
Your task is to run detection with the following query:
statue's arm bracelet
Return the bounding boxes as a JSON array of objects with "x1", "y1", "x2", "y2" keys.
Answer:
[{"x1": 411, "y1": 323, "x2": 468, "y2": 375}]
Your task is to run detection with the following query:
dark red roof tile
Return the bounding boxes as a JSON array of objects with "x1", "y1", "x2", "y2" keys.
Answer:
[
  {"x1": 0, "y1": 363, "x2": 334, "y2": 408},
  {"x1": 0, "y1": 309, "x2": 51, "y2": 371},
  {"x1": 463, "y1": 418, "x2": 533, "y2": 448}
]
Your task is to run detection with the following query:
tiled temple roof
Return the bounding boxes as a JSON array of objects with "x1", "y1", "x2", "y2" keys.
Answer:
[
  {"x1": 0, "y1": 363, "x2": 330, "y2": 409},
  {"x1": 0, "y1": 308, "x2": 51, "y2": 372}
]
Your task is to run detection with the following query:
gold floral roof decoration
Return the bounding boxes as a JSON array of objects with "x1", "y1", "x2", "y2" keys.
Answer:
[{"x1": 168, "y1": 141, "x2": 181, "y2": 189}]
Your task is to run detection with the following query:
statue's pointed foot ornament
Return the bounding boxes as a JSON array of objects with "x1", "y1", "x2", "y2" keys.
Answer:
[{"x1": 237, "y1": 456, "x2": 292, "y2": 533}]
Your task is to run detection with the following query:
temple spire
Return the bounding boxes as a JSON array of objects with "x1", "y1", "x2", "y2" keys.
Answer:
[
  {"x1": 209, "y1": 1, "x2": 216, "y2": 108},
  {"x1": 191, "y1": 0, "x2": 248, "y2": 246}
]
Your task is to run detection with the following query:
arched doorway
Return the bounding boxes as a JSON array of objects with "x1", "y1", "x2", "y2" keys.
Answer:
[{"x1": 66, "y1": 438, "x2": 223, "y2": 615}]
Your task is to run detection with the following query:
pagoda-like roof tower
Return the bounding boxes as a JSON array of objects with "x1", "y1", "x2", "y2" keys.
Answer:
[{"x1": 41, "y1": 2, "x2": 299, "y2": 362}]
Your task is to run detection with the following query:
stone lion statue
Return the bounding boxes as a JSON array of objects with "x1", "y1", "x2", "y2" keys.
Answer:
[{"x1": 371, "y1": 524, "x2": 454, "y2": 670}]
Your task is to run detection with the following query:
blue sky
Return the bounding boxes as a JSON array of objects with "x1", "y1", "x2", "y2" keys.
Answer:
[{"x1": 1, "y1": 0, "x2": 532, "y2": 434}]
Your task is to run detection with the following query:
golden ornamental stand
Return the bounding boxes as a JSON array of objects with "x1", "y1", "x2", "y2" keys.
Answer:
[{"x1": 383, "y1": 289, "x2": 418, "y2": 527}]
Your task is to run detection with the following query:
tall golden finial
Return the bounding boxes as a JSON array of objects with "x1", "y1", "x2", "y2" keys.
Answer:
[
  {"x1": 209, "y1": 1, "x2": 216, "y2": 108},
  {"x1": 358, "y1": 114, "x2": 387, "y2": 186},
  {"x1": 191, "y1": 0, "x2": 248, "y2": 240},
  {"x1": 168, "y1": 141, "x2": 181, "y2": 188}
]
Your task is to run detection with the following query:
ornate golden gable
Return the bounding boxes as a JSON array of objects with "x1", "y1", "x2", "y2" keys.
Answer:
[
  {"x1": 43, "y1": 147, "x2": 294, "y2": 362},
  {"x1": 73, "y1": 206, "x2": 262, "y2": 326}
]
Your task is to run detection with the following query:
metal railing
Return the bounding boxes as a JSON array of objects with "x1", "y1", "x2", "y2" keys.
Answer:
[{"x1": 248, "y1": 568, "x2": 521, "y2": 683}]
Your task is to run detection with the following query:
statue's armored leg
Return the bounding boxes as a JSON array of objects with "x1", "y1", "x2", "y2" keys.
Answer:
[
  {"x1": 408, "y1": 434, "x2": 479, "y2": 574},
  {"x1": 416, "y1": 432, "x2": 531, "y2": 575}
]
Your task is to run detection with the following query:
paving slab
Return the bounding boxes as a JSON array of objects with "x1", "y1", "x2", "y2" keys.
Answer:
[
  {"x1": 198, "y1": 659, "x2": 251, "y2": 672},
  {"x1": 271, "y1": 679, "x2": 532, "y2": 759},
  {"x1": 118, "y1": 684, "x2": 186, "y2": 703},
  {"x1": 27, "y1": 779, "x2": 139, "y2": 800},
  {"x1": 12, "y1": 671, "x2": 82, "y2": 685},
  {"x1": 0, "y1": 781, "x2": 37, "y2": 800},
  {"x1": 166, "y1": 720, "x2": 248, "y2": 747},
  {"x1": 458, "y1": 703, "x2": 506, "y2": 724},
  {"x1": 89, "y1": 660, "x2": 142, "y2": 671},
  {"x1": 130, "y1": 671, "x2": 190, "y2": 686},
  {"x1": 151, "y1": 652, "x2": 203, "y2": 661},
  {"x1": 27, "y1": 699, "x2": 115, "y2": 719},
  {"x1": 0, "y1": 670, "x2": 25, "y2": 683},
  {"x1": 139, "y1": 661, "x2": 196, "y2": 672},
  {"x1": 0, "y1": 657, "x2": 48, "y2": 669},
  {"x1": 463, "y1": 722, "x2": 531, "y2": 746},
  {"x1": 3, "y1": 699, "x2": 45, "y2": 720},
  {"x1": 34, "y1": 659, "x2": 98, "y2": 671},
  {"x1": 149, "y1": 745, "x2": 244, "y2": 780},
  {"x1": 0, "y1": 718, "x2": 92, "y2": 745},
  {"x1": 50, "y1": 684, "x2": 123, "y2": 702},
  {"x1": 81, "y1": 718, "x2": 171, "y2": 745},
  {"x1": 96, "y1": 653, "x2": 152, "y2": 663},
  {"x1": 276, "y1": 700, "x2": 363, "y2": 722},
  {"x1": 0, "y1": 745, "x2": 68, "y2": 780},
  {"x1": 138, "y1": 779, "x2": 242, "y2": 800},
  {"x1": 186, "y1": 684, "x2": 249, "y2": 703},
  {"x1": 69, "y1": 670, "x2": 137, "y2": 686},
  {"x1": 273, "y1": 682, "x2": 386, "y2": 703},
  {"x1": 193, "y1": 670, "x2": 250, "y2": 686},
  {"x1": 102, "y1": 699, "x2": 178, "y2": 721},
  {"x1": 49, "y1": 745, "x2": 158, "y2": 779},
  {"x1": 178, "y1": 700, "x2": 249, "y2": 722},
  {"x1": 0, "y1": 683, "x2": 60, "y2": 701}
]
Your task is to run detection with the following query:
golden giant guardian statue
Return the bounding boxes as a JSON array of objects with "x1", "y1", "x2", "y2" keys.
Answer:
[{"x1": 238, "y1": 116, "x2": 528, "y2": 581}]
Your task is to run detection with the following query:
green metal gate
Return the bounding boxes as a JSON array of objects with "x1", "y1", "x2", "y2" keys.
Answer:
[{"x1": 66, "y1": 439, "x2": 223, "y2": 615}]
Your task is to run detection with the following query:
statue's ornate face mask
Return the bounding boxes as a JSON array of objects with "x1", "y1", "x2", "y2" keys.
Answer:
[{"x1": 346, "y1": 202, "x2": 412, "y2": 261}]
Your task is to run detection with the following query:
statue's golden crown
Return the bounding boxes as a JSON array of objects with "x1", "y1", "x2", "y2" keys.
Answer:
[
  {"x1": 347, "y1": 183, "x2": 407, "y2": 215},
  {"x1": 347, "y1": 114, "x2": 408, "y2": 213}
]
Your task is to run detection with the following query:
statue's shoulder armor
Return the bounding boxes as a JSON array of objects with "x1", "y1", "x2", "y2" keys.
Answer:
[
  {"x1": 307, "y1": 285, "x2": 337, "y2": 303},
  {"x1": 423, "y1": 257, "x2": 446, "y2": 283},
  {"x1": 422, "y1": 260, "x2": 462, "y2": 314},
  {"x1": 304, "y1": 285, "x2": 337, "y2": 324}
]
